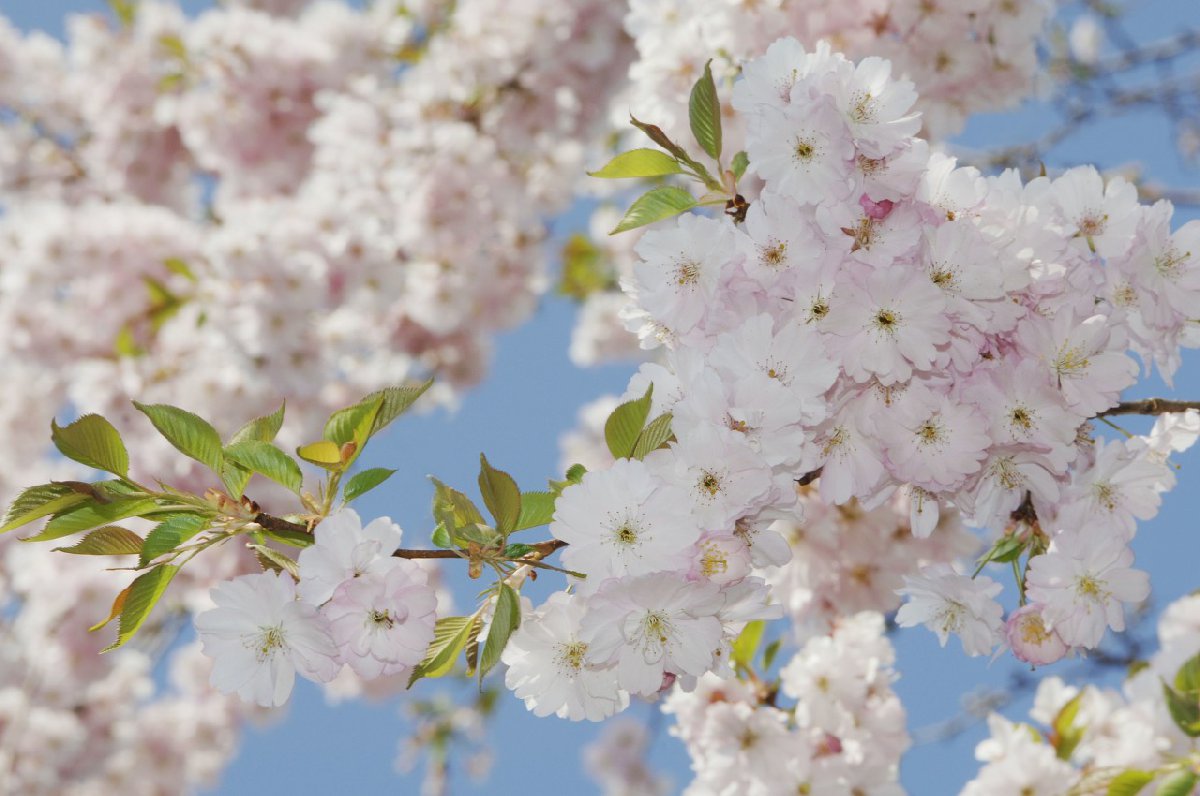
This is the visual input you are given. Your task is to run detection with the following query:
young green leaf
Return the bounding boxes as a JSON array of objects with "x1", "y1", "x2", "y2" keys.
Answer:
[
  {"x1": 1, "y1": 483, "x2": 88, "y2": 533},
  {"x1": 631, "y1": 412, "x2": 674, "y2": 460},
  {"x1": 363, "y1": 379, "x2": 434, "y2": 437},
  {"x1": 223, "y1": 440, "x2": 303, "y2": 493},
  {"x1": 133, "y1": 402, "x2": 223, "y2": 474},
  {"x1": 296, "y1": 440, "x2": 343, "y2": 469},
  {"x1": 503, "y1": 542, "x2": 535, "y2": 558},
  {"x1": 250, "y1": 544, "x2": 300, "y2": 579},
  {"x1": 163, "y1": 257, "x2": 196, "y2": 281},
  {"x1": 323, "y1": 394, "x2": 384, "y2": 447},
  {"x1": 102, "y1": 564, "x2": 179, "y2": 652},
  {"x1": 228, "y1": 402, "x2": 286, "y2": 445},
  {"x1": 1161, "y1": 679, "x2": 1200, "y2": 736},
  {"x1": 731, "y1": 150, "x2": 749, "y2": 181},
  {"x1": 731, "y1": 620, "x2": 765, "y2": 670},
  {"x1": 513, "y1": 491, "x2": 556, "y2": 531},
  {"x1": 588, "y1": 148, "x2": 684, "y2": 179},
  {"x1": 565, "y1": 464, "x2": 587, "y2": 484},
  {"x1": 343, "y1": 468, "x2": 397, "y2": 503},
  {"x1": 23, "y1": 497, "x2": 157, "y2": 543},
  {"x1": 430, "y1": 477, "x2": 487, "y2": 535},
  {"x1": 1157, "y1": 769, "x2": 1199, "y2": 796},
  {"x1": 140, "y1": 514, "x2": 208, "y2": 567},
  {"x1": 478, "y1": 455, "x2": 521, "y2": 535},
  {"x1": 558, "y1": 233, "x2": 616, "y2": 301},
  {"x1": 51, "y1": 414, "x2": 130, "y2": 477},
  {"x1": 479, "y1": 584, "x2": 521, "y2": 678},
  {"x1": 431, "y1": 522, "x2": 453, "y2": 549},
  {"x1": 605, "y1": 385, "x2": 654, "y2": 459},
  {"x1": 53, "y1": 526, "x2": 143, "y2": 556},
  {"x1": 1052, "y1": 691, "x2": 1085, "y2": 759},
  {"x1": 262, "y1": 525, "x2": 315, "y2": 549},
  {"x1": 220, "y1": 459, "x2": 254, "y2": 499},
  {"x1": 1175, "y1": 651, "x2": 1200, "y2": 694},
  {"x1": 762, "y1": 638, "x2": 783, "y2": 671},
  {"x1": 628, "y1": 115, "x2": 713, "y2": 182},
  {"x1": 408, "y1": 614, "x2": 480, "y2": 686},
  {"x1": 610, "y1": 186, "x2": 697, "y2": 235},
  {"x1": 1105, "y1": 769, "x2": 1154, "y2": 796},
  {"x1": 688, "y1": 60, "x2": 722, "y2": 160}
]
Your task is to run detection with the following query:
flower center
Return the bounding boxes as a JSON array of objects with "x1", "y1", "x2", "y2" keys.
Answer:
[
  {"x1": 675, "y1": 258, "x2": 700, "y2": 286},
  {"x1": 369, "y1": 609, "x2": 395, "y2": 629},
  {"x1": 1053, "y1": 344, "x2": 1091, "y2": 381},
  {"x1": 250, "y1": 624, "x2": 287, "y2": 663},
  {"x1": 1155, "y1": 247, "x2": 1189, "y2": 280},
  {"x1": 807, "y1": 296, "x2": 830, "y2": 323},
  {"x1": 871, "y1": 306, "x2": 901, "y2": 337},
  {"x1": 1093, "y1": 481, "x2": 1119, "y2": 512},
  {"x1": 916, "y1": 418, "x2": 946, "y2": 447},
  {"x1": 555, "y1": 641, "x2": 588, "y2": 674},
  {"x1": 1074, "y1": 574, "x2": 1108, "y2": 602},
  {"x1": 1077, "y1": 211, "x2": 1107, "y2": 237},
  {"x1": 699, "y1": 470, "x2": 722, "y2": 497},
  {"x1": 1018, "y1": 614, "x2": 1052, "y2": 645},
  {"x1": 700, "y1": 542, "x2": 729, "y2": 578},
  {"x1": 793, "y1": 137, "x2": 817, "y2": 161},
  {"x1": 1009, "y1": 405, "x2": 1035, "y2": 434},
  {"x1": 760, "y1": 241, "x2": 787, "y2": 268},
  {"x1": 936, "y1": 601, "x2": 966, "y2": 635}
]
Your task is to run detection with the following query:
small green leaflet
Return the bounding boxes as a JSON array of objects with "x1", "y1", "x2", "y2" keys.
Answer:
[
  {"x1": 588, "y1": 148, "x2": 683, "y2": 179},
  {"x1": 102, "y1": 565, "x2": 179, "y2": 652},
  {"x1": 478, "y1": 455, "x2": 521, "y2": 535},
  {"x1": 53, "y1": 526, "x2": 143, "y2": 556},
  {"x1": 688, "y1": 60, "x2": 722, "y2": 160},
  {"x1": 343, "y1": 468, "x2": 397, "y2": 503},
  {"x1": 409, "y1": 614, "x2": 480, "y2": 686},
  {"x1": 1104, "y1": 769, "x2": 1154, "y2": 796},
  {"x1": 513, "y1": 491, "x2": 555, "y2": 531},
  {"x1": 140, "y1": 514, "x2": 208, "y2": 567},
  {"x1": 478, "y1": 584, "x2": 521, "y2": 679},
  {"x1": 1157, "y1": 769, "x2": 1199, "y2": 796},
  {"x1": 731, "y1": 151, "x2": 749, "y2": 180},
  {"x1": 605, "y1": 385, "x2": 653, "y2": 459},
  {"x1": 133, "y1": 402, "x2": 224, "y2": 474},
  {"x1": 51, "y1": 414, "x2": 130, "y2": 477},
  {"x1": 228, "y1": 402, "x2": 286, "y2": 446},
  {"x1": 23, "y1": 497, "x2": 157, "y2": 543},
  {"x1": 610, "y1": 187, "x2": 697, "y2": 235},
  {"x1": 731, "y1": 620, "x2": 765, "y2": 670},
  {"x1": 630, "y1": 412, "x2": 673, "y2": 460},
  {"x1": 1, "y1": 483, "x2": 88, "y2": 533},
  {"x1": 223, "y1": 440, "x2": 303, "y2": 493}
]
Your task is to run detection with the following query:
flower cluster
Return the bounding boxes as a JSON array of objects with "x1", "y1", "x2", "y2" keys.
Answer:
[
  {"x1": 196, "y1": 510, "x2": 438, "y2": 707},
  {"x1": 664, "y1": 612, "x2": 908, "y2": 795},
  {"x1": 964, "y1": 591, "x2": 1200, "y2": 795},
  {"x1": 609, "y1": 37, "x2": 1200, "y2": 664}
]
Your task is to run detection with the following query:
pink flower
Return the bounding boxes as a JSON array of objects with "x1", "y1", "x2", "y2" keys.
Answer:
[{"x1": 1005, "y1": 604, "x2": 1068, "y2": 666}]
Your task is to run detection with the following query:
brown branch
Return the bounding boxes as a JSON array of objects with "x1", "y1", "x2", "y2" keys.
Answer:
[
  {"x1": 253, "y1": 513, "x2": 310, "y2": 535},
  {"x1": 1099, "y1": 399, "x2": 1200, "y2": 417},
  {"x1": 391, "y1": 539, "x2": 567, "y2": 561}
]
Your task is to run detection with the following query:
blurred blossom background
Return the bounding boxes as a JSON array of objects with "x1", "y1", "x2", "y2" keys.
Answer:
[{"x1": 2, "y1": 0, "x2": 1200, "y2": 794}]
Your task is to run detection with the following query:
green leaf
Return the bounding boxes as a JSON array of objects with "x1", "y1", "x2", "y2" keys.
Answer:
[
  {"x1": 102, "y1": 565, "x2": 179, "y2": 652},
  {"x1": 221, "y1": 460, "x2": 253, "y2": 499},
  {"x1": 157, "y1": 33, "x2": 187, "y2": 60},
  {"x1": 503, "y1": 542, "x2": 535, "y2": 558},
  {"x1": 140, "y1": 514, "x2": 207, "y2": 566},
  {"x1": 324, "y1": 394, "x2": 384, "y2": 448},
  {"x1": 1157, "y1": 770, "x2": 1199, "y2": 796},
  {"x1": 23, "y1": 498, "x2": 157, "y2": 543},
  {"x1": 1052, "y1": 691, "x2": 1085, "y2": 760},
  {"x1": 588, "y1": 148, "x2": 684, "y2": 179},
  {"x1": 53, "y1": 526, "x2": 143, "y2": 556},
  {"x1": 1, "y1": 483, "x2": 88, "y2": 533},
  {"x1": 688, "y1": 60, "x2": 722, "y2": 160},
  {"x1": 513, "y1": 491, "x2": 556, "y2": 531},
  {"x1": 409, "y1": 615, "x2": 479, "y2": 686},
  {"x1": 344, "y1": 468, "x2": 397, "y2": 503},
  {"x1": 478, "y1": 455, "x2": 521, "y2": 536},
  {"x1": 250, "y1": 545, "x2": 300, "y2": 579},
  {"x1": 431, "y1": 522, "x2": 453, "y2": 549},
  {"x1": 605, "y1": 385, "x2": 654, "y2": 459},
  {"x1": 479, "y1": 584, "x2": 521, "y2": 678},
  {"x1": 362, "y1": 379, "x2": 434, "y2": 438},
  {"x1": 628, "y1": 115, "x2": 714, "y2": 184},
  {"x1": 973, "y1": 534, "x2": 1027, "y2": 576},
  {"x1": 163, "y1": 257, "x2": 195, "y2": 281},
  {"x1": 1106, "y1": 770, "x2": 1155, "y2": 796},
  {"x1": 610, "y1": 186, "x2": 697, "y2": 235},
  {"x1": 762, "y1": 638, "x2": 783, "y2": 671},
  {"x1": 51, "y1": 414, "x2": 130, "y2": 477},
  {"x1": 296, "y1": 440, "x2": 343, "y2": 469},
  {"x1": 133, "y1": 402, "x2": 223, "y2": 474},
  {"x1": 631, "y1": 412, "x2": 673, "y2": 460},
  {"x1": 463, "y1": 613, "x2": 487, "y2": 676},
  {"x1": 1161, "y1": 679, "x2": 1200, "y2": 737},
  {"x1": 558, "y1": 234, "x2": 616, "y2": 301},
  {"x1": 565, "y1": 464, "x2": 586, "y2": 484},
  {"x1": 1175, "y1": 652, "x2": 1200, "y2": 694},
  {"x1": 262, "y1": 525, "x2": 315, "y2": 549},
  {"x1": 107, "y1": 0, "x2": 136, "y2": 26},
  {"x1": 223, "y1": 440, "x2": 303, "y2": 494},
  {"x1": 731, "y1": 620, "x2": 765, "y2": 669},
  {"x1": 229, "y1": 403, "x2": 286, "y2": 445},
  {"x1": 430, "y1": 478, "x2": 487, "y2": 537},
  {"x1": 731, "y1": 151, "x2": 749, "y2": 180}
]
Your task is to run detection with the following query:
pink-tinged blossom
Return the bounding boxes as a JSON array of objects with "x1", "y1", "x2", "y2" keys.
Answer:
[
  {"x1": 896, "y1": 565, "x2": 1005, "y2": 656},
  {"x1": 1022, "y1": 313, "x2": 1139, "y2": 416},
  {"x1": 581, "y1": 574, "x2": 724, "y2": 697},
  {"x1": 1005, "y1": 604, "x2": 1068, "y2": 666},
  {"x1": 1046, "y1": 165, "x2": 1140, "y2": 259},
  {"x1": 553, "y1": 457, "x2": 700, "y2": 588},
  {"x1": 297, "y1": 508, "x2": 404, "y2": 605},
  {"x1": 647, "y1": 423, "x2": 775, "y2": 530},
  {"x1": 744, "y1": 94, "x2": 857, "y2": 207},
  {"x1": 829, "y1": 55, "x2": 921, "y2": 158},
  {"x1": 1026, "y1": 528, "x2": 1150, "y2": 649},
  {"x1": 823, "y1": 265, "x2": 950, "y2": 384},
  {"x1": 503, "y1": 593, "x2": 628, "y2": 722},
  {"x1": 1054, "y1": 437, "x2": 1173, "y2": 541},
  {"x1": 730, "y1": 37, "x2": 836, "y2": 115},
  {"x1": 321, "y1": 559, "x2": 438, "y2": 679},
  {"x1": 814, "y1": 395, "x2": 889, "y2": 505},
  {"x1": 878, "y1": 388, "x2": 990, "y2": 491},
  {"x1": 195, "y1": 572, "x2": 340, "y2": 707},
  {"x1": 623, "y1": 214, "x2": 737, "y2": 338},
  {"x1": 688, "y1": 533, "x2": 752, "y2": 586}
]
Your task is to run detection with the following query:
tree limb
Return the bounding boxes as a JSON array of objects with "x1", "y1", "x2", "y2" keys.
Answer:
[{"x1": 1099, "y1": 399, "x2": 1200, "y2": 417}]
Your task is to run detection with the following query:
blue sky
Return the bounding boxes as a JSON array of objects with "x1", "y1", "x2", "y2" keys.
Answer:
[{"x1": 6, "y1": 2, "x2": 1200, "y2": 794}]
